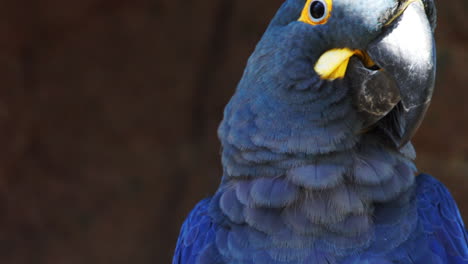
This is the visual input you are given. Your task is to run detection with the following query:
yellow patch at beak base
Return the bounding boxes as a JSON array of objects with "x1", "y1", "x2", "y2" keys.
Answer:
[{"x1": 314, "y1": 48, "x2": 376, "y2": 80}]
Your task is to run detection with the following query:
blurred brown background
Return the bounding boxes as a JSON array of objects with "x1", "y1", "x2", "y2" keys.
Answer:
[{"x1": 0, "y1": 0, "x2": 466, "y2": 263}]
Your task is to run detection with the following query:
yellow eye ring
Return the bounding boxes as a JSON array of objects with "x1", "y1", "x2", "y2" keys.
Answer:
[{"x1": 299, "y1": 0, "x2": 333, "y2": 25}]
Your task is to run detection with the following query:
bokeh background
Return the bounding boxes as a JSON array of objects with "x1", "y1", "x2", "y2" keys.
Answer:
[{"x1": 0, "y1": 0, "x2": 466, "y2": 263}]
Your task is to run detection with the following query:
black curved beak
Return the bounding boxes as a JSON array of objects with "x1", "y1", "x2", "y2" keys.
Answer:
[{"x1": 366, "y1": 0, "x2": 436, "y2": 147}]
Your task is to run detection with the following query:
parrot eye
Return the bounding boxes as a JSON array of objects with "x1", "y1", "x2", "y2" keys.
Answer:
[
  {"x1": 299, "y1": 0, "x2": 332, "y2": 25},
  {"x1": 309, "y1": 1, "x2": 326, "y2": 21}
]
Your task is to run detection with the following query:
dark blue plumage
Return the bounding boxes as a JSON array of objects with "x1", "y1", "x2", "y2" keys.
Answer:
[
  {"x1": 174, "y1": 176, "x2": 468, "y2": 263},
  {"x1": 173, "y1": 0, "x2": 468, "y2": 263}
]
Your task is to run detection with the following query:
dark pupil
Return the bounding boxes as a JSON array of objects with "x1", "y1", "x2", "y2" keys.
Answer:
[{"x1": 310, "y1": 1, "x2": 325, "y2": 19}]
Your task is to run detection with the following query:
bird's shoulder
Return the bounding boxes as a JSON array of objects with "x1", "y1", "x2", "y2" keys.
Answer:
[
  {"x1": 173, "y1": 198, "x2": 221, "y2": 264},
  {"x1": 350, "y1": 173, "x2": 468, "y2": 264},
  {"x1": 414, "y1": 173, "x2": 468, "y2": 263}
]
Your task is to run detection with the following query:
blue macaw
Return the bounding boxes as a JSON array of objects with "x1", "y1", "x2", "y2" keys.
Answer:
[{"x1": 173, "y1": 0, "x2": 468, "y2": 263}]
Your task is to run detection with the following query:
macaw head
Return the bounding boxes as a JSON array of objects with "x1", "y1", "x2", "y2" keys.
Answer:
[{"x1": 223, "y1": 0, "x2": 436, "y2": 152}]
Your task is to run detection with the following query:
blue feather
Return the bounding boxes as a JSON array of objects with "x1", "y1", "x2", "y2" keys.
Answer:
[
  {"x1": 287, "y1": 163, "x2": 345, "y2": 189},
  {"x1": 282, "y1": 206, "x2": 324, "y2": 235},
  {"x1": 249, "y1": 177, "x2": 299, "y2": 207},
  {"x1": 219, "y1": 188, "x2": 245, "y2": 224},
  {"x1": 244, "y1": 206, "x2": 286, "y2": 234}
]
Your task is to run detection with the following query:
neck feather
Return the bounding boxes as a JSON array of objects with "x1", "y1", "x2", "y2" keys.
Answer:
[{"x1": 210, "y1": 79, "x2": 418, "y2": 262}]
